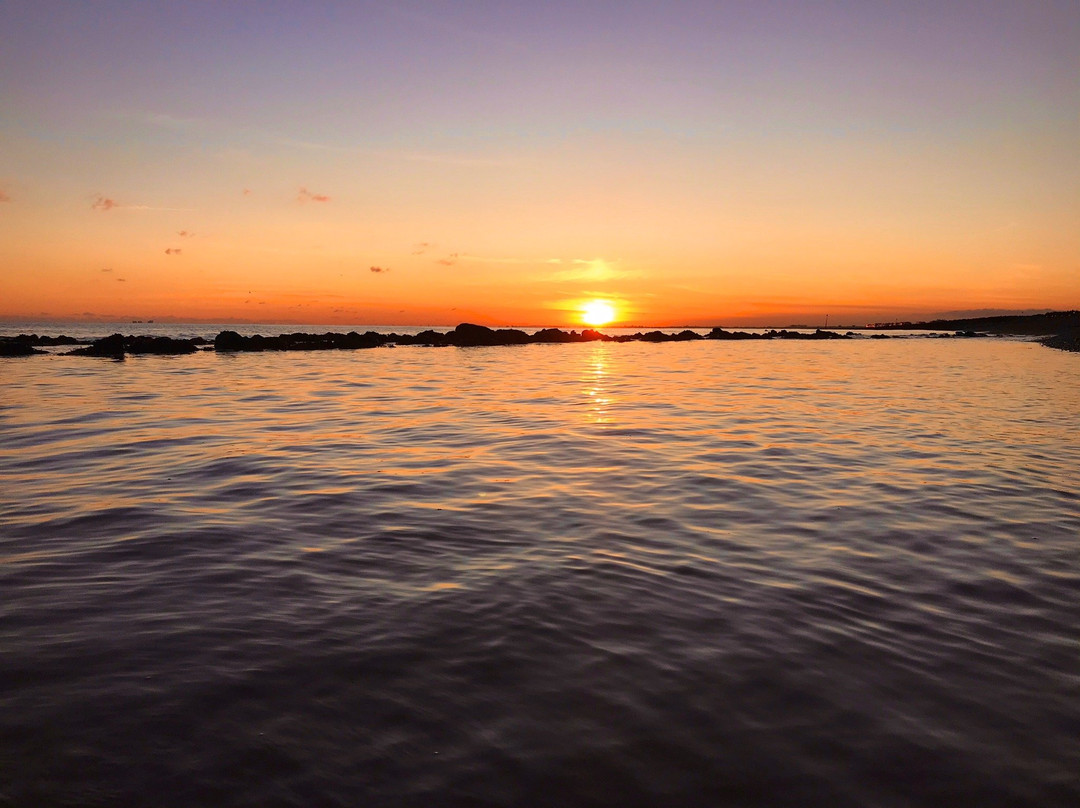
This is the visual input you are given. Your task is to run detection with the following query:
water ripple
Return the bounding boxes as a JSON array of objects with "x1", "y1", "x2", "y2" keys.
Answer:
[{"x1": 2, "y1": 339, "x2": 1078, "y2": 806}]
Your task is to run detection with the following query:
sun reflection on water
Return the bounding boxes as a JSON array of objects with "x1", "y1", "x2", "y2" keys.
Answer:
[{"x1": 583, "y1": 344, "x2": 614, "y2": 424}]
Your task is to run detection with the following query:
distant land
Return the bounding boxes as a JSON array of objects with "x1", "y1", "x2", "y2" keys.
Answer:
[{"x1": 864, "y1": 310, "x2": 1079, "y2": 337}]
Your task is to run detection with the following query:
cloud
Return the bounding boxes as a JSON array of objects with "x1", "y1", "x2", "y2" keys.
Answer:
[
  {"x1": 437, "y1": 253, "x2": 459, "y2": 266},
  {"x1": 92, "y1": 194, "x2": 118, "y2": 212},
  {"x1": 116, "y1": 278, "x2": 127, "y2": 282},
  {"x1": 412, "y1": 241, "x2": 432, "y2": 255},
  {"x1": 297, "y1": 187, "x2": 330, "y2": 203},
  {"x1": 369, "y1": 266, "x2": 389, "y2": 273},
  {"x1": 178, "y1": 230, "x2": 194, "y2": 238},
  {"x1": 243, "y1": 188, "x2": 252, "y2": 196},
  {"x1": 100, "y1": 267, "x2": 113, "y2": 273},
  {"x1": 0, "y1": 189, "x2": 10, "y2": 203},
  {"x1": 165, "y1": 248, "x2": 182, "y2": 255}
]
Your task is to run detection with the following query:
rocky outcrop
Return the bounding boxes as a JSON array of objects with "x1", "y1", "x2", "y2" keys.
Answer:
[
  {"x1": 215, "y1": 330, "x2": 387, "y2": 351},
  {"x1": 68, "y1": 334, "x2": 200, "y2": 357},
  {"x1": 1040, "y1": 329, "x2": 1080, "y2": 353},
  {"x1": 30, "y1": 318, "x2": 1072, "y2": 358},
  {"x1": 0, "y1": 339, "x2": 45, "y2": 356}
]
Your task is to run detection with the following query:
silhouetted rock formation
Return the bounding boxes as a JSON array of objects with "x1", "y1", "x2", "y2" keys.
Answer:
[
  {"x1": 449, "y1": 323, "x2": 531, "y2": 346},
  {"x1": 68, "y1": 334, "x2": 200, "y2": 357},
  {"x1": 39, "y1": 316, "x2": 1080, "y2": 358},
  {"x1": 0, "y1": 333, "x2": 89, "y2": 355},
  {"x1": 0, "y1": 338, "x2": 45, "y2": 356},
  {"x1": 212, "y1": 324, "x2": 616, "y2": 351},
  {"x1": 4, "y1": 334, "x2": 84, "y2": 347},
  {"x1": 1040, "y1": 328, "x2": 1080, "y2": 353},
  {"x1": 215, "y1": 330, "x2": 387, "y2": 351},
  {"x1": 707, "y1": 328, "x2": 764, "y2": 340},
  {"x1": 706, "y1": 328, "x2": 851, "y2": 341}
]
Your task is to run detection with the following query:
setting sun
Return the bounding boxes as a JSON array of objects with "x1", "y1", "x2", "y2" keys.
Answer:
[{"x1": 582, "y1": 300, "x2": 616, "y2": 327}]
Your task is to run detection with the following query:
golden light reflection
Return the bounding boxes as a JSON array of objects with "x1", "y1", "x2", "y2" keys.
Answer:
[
  {"x1": 583, "y1": 345, "x2": 614, "y2": 424},
  {"x1": 582, "y1": 299, "x2": 616, "y2": 326}
]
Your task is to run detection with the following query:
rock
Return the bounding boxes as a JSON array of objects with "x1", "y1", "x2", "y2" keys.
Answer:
[
  {"x1": 214, "y1": 330, "x2": 246, "y2": 351},
  {"x1": 125, "y1": 336, "x2": 199, "y2": 354},
  {"x1": 449, "y1": 323, "x2": 530, "y2": 346},
  {"x1": 1040, "y1": 329, "x2": 1080, "y2": 353},
  {"x1": 68, "y1": 334, "x2": 198, "y2": 356},
  {"x1": 68, "y1": 333, "x2": 126, "y2": 357},
  {"x1": 0, "y1": 339, "x2": 44, "y2": 356}
]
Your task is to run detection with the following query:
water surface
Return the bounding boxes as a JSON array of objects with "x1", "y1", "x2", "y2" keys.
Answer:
[{"x1": 2, "y1": 338, "x2": 1078, "y2": 806}]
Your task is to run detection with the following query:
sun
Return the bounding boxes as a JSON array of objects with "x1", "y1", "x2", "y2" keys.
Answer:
[{"x1": 582, "y1": 300, "x2": 616, "y2": 327}]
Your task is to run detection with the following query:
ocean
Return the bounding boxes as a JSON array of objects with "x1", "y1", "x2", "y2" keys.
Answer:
[{"x1": 2, "y1": 325, "x2": 1078, "y2": 806}]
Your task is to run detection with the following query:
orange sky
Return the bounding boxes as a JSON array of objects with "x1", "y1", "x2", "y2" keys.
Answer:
[{"x1": 1, "y1": 3, "x2": 1077, "y2": 327}]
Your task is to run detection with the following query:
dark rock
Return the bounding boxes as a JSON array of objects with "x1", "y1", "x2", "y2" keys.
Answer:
[
  {"x1": 8, "y1": 334, "x2": 84, "y2": 346},
  {"x1": 68, "y1": 333, "x2": 198, "y2": 356},
  {"x1": 531, "y1": 328, "x2": 576, "y2": 343},
  {"x1": 706, "y1": 328, "x2": 766, "y2": 340},
  {"x1": 449, "y1": 323, "x2": 531, "y2": 346},
  {"x1": 214, "y1": 329, "x2": 388, "y2": 352},
  {"x1": 410, "y1": 329, "x2": 450, "y2": 346},
  {"x1": 638, "y1": 330, "x2": 676, "y2": 342},
  {"x1": 580, "y1": 329, "x2": 611, "y2": 342},
  {"x1": 68, "y1": 333, "x2": 126, "y2": 357},
  {"x1": 449, "y1": 323, "x2": 498, "y2": 346},
  {"x1": 125, "y1": 335, "x2": 199, "y2": 354},
  {"x1": 215, "y1": 330, "x2": 246, "y2": 351},
  {"x1": 1040, "y1": 329, "x2": 1080, "y2": 353},
  {"x1": 0, "y1": 339, "x2": 44, "y2": 356}
]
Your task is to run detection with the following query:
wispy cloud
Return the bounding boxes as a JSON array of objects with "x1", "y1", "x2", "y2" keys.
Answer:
[
  {"x1": 92, "y1": 194, "x2": 118, "y2": 212},
  {"x1": 178, "y1": 230, "x2": 194, "y2": 238},
  {"x1": 0, "y1": 189, "x2": 10, "y2": 203},
  {"x1": 100, "y1": 267, "x2": 113, "y2": 273},
  {"x1": 91, "y1": 193, "x2": 189, "y2": 212},
  {"x1": 437, "y1": 253, "x2": 459, "y2": 266},
  {"x1": 369, "y1": 266, "x2": 389, "y2": 273},
  {"x1": 297, "y1": 187, "x2": 330, "y2": 203},
  {"x1": 242, "y1": 188, "x2": 252, "y2": 196},
  {"x1": 543, "y1": 258, "x2": 641, "y2": 283},
  {"x1": 412, "y1": 241, "x2": 432, "y2": 255},
  {"x1": 165, "y1": 248, "x2": 182, "y2": 256}
]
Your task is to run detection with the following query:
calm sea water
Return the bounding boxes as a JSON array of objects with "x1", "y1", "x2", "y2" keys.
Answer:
[{"x1": 2, "y1": 333, "x2": 1078, "y2": 806}]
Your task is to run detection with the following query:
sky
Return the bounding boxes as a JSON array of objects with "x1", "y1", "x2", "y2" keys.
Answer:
[{"x1": 1, "y1": 0, "x2": 1077, "y2": 327}]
